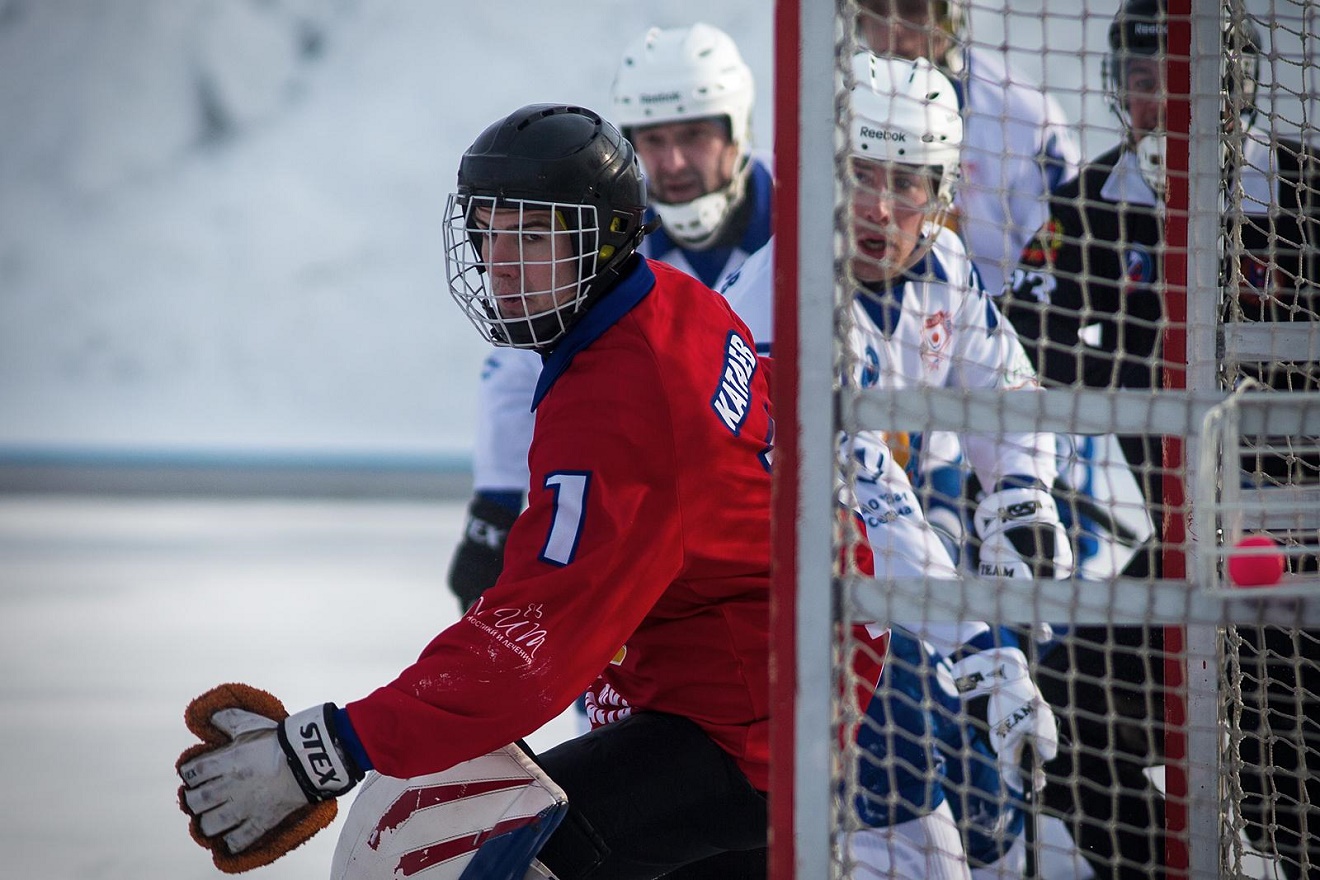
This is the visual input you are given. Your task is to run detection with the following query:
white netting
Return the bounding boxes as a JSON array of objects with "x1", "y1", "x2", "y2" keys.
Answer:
[{"x1": 776, "y1": 2, "x2": 1320, "y2": 878}]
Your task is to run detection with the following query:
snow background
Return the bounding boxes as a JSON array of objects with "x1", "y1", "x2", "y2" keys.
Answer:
[
  {"x1": 0, "y1": 0, "x2": 777, "y2": 468},
  {"x1": 0, "y1": 2, "x2": 1312, "y2": 879},
  {"x1": 0, "y1": 0, "x2": 1310, "y2": 470}
]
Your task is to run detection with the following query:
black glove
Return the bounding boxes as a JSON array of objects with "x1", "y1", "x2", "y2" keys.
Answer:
[{"x1": 448, "y1": 495, "x2": 519, "y2": 610}]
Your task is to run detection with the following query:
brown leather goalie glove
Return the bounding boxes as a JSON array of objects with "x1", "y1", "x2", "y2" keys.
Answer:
[{"x1": 176, "y1": 683, "x2": 361, "y2": 873}]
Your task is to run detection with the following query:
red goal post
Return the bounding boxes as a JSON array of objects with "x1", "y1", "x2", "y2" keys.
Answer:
[{"x1": 769, "y1": 2, "x2": 1320, "y2": 879}]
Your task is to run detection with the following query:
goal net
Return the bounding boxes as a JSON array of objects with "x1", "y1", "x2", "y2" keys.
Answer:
[{"x1": 769, "y1": 2, "x2": 1320, "y2": 879}]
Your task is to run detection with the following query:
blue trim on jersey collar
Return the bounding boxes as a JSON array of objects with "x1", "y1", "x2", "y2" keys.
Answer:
[
  {"x1": 854, "y1": 249, "x2": 947, "y2": 336},
  {"x1": 742, "y1": 161, "x2": 775, "y2": 253},
  {"x1": 950, "y1": 71, "x2": 966, "y2": 113},
  {"x1": 532, "y1": 258, "x2": 656, "y2": 409},
  {"x1": 856, "y1": 292, "x2": 903, "y2": 337},
  {"x1": 643, "y1": 218, "x2": 729, "y2": 289},
  {"x1": 913, "y1": 249, "x2": 949, "y2": 285},
  {"x1": 681, "y1": 245, "x2": 733, "y2": 289}
]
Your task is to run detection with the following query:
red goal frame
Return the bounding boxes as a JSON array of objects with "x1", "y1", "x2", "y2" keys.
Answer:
[{"x1": 767, "y1": 2, "x2": 1203, "y2": 878}]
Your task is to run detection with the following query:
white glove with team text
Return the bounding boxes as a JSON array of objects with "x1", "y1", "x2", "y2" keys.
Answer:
[
  {"x1": 974, "y1": 485, "x2": 1073, "y2": 579},
  {"x1": 179, "y1": 703, "x2": 360, "y2": 856},
  {"x1": 949, "y1": 646, "x2": 1058, "y2": 794}
]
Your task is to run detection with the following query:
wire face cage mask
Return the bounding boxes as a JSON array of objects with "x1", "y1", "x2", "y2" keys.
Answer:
[{"x1": 444, "y1": 194, "x2": 600, "y2": 350}]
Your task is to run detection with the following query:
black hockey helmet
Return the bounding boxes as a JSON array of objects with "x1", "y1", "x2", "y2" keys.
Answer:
[
  {"x1": 1105, "y1": 0, "x2": 1262, "y2": 135},
  {"x1": 443, "y1": 104, "x2": 648, "y2": 349},
  {"x1": 457, "y1": 104, "x2": 647, "y2": 273},
  {"x1": 1103, "y1": 0, "x2": 1165, "y2": 132},
  {"x1": 1107, "y1": 0, "x2": 1165, "y2": 59}
]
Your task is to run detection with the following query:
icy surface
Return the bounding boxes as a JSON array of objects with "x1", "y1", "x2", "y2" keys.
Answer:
[{"x1": 0, "y1": 495, "x2": 579, "y2": 880}]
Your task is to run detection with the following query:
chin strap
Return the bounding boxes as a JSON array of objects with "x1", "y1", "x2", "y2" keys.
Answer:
[{"x1": 651, "y1": 155, "x2": 751, "y2": 249}]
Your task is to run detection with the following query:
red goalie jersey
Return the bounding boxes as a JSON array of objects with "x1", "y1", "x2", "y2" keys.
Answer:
[{"x1": 345, "y1": 259, "x2": 775, "y2": 790}]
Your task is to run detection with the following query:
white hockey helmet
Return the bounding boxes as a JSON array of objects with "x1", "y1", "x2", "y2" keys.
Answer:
[
  {"x1": 610, "y1": 23, "x2": 756, "y2": 247},
  {"x1": 848, "y1": 51, "x2": 963, "y2": 214}
]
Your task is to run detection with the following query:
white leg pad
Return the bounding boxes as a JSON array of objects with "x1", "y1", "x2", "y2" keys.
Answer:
[{"x1": 331, "y1": 744, "x2": 568, "y2": 880}]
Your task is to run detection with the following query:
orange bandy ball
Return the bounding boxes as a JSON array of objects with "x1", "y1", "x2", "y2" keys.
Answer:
[{"x1": 1227, "y1": 535, "x2": 1285, "y2": 587}]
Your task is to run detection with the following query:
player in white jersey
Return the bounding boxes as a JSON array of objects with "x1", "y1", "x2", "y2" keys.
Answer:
[
  {"x1": 856, "y1": 0, "x2": 1081, "y2": 299},
  {"x1": 857, "y1": 0, "x2": 1151, "y2": 590},
  {"x1": 448, "y1": 23, "x2": 773, "y2": 610},
  {"x1": 724, "y1": 52, "x2": 1069, "y2": 879}
]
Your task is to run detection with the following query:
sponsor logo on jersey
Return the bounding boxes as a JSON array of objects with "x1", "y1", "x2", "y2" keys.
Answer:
[
  {"x1": 1020, "y1": 217, "x2": 1063, "y2": 266},
  {"x1": 920, "y1": 310, "x2": 953, "y2": 370},
  {"x1": 1123, "y1": 245, "x2": 1155, "y2": 285},
  {"x1": 467, "y1": 602, "x2": 548, "y2": 664},
  {"x1": 718, "y1": 264, "x2": 742, "y2": 295},
  {"x1": 980, "y1": 562, "x2": 1018, "y2": 577},
  {"x1": 1236, "y1": 252, "x2": 1291, "y2": 305},
  {"x1": 712, "y1": 331, "x2": 758, "y2": 434},
  {"x1": 859, "y1": 345, "x2": 881, "y2": 388}
]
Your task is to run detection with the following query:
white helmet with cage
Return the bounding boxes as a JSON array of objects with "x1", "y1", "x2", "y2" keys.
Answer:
[
  {"x1": 610, "y1": 23, "x2": 755, "y2": 247},
  {"x1": 848, "y1": 51, "x2": 963, "y2": 222}
]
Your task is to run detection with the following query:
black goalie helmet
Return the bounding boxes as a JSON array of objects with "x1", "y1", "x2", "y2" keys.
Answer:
[
  {"x1": 1102, "y1": 0, "x2": 1166, "y2": 136},
  {"x1": 1104, "y1": 0, "x2": 1261, "y2": 138},
  {"x1": 443, "y1": 104, "x2": 648, "y2": 350}
]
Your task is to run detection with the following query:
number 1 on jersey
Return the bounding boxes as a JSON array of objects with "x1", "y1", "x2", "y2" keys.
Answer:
[{"x1": 540, "y1": 471, "x2": 590, "y2": 566}]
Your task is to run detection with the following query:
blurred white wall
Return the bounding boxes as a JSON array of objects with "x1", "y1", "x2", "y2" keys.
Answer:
[
  {"x1": 0, "y1": 0, "x2": 775, "y2": 469},
  {"x1": 0, "y1": 0, "x2": 1307, "y2": 478}
]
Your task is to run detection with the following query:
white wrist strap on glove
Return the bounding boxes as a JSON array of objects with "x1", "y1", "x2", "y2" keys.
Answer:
[
  {"x1": 949, "y1": 646, "x2": 1059, "y2": 794},
  {"x1": 278, "y1": 704, "x2": 359, "y2": 801},
  {"x1": 974, "y1": 485, "x2": 1073, "y2": 579}
]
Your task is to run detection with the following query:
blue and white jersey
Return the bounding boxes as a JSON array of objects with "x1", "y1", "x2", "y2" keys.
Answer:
[
  {"x1": 846, "y1": 227, "x2": 1056, "y2": 493},
  {"x1": 722, "y1": 229, "x2": 1059, "y2": 495},
  {"x1": 730, "y1": 231, "x2": 1041, "y2": 859},
  {"x1": 470, "y1": 158, "x2": 775, "y2": 497},
  {"x1": 854, "y1": 625, "x2": 1025, "y2": 866},
  {"x1": 956, "y1": 46, "x2": 1081, "y2": 297},
  {"x1": 844, "y1": 430, "x2": 960, "y2": 584}
]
